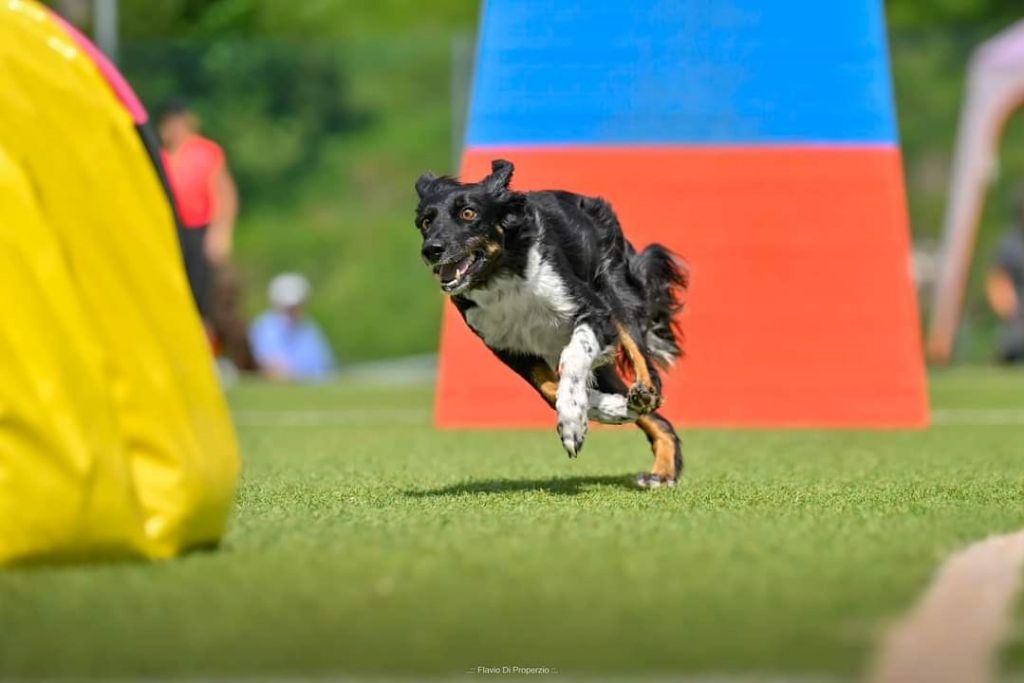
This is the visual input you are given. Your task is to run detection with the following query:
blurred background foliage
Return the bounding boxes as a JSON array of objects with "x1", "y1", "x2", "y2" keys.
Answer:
[{"x1": 48, "y1": 0, "x2": 1024, "y2": 361}]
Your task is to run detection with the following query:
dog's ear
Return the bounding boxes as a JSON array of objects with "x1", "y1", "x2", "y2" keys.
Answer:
[
  {"x1": 483, "y1": 159, "x2": 514, "y2": 194},
  {"x1": 415, "y1": 171, "x2": 438, "y2": 199},
  {"x1": 417, "y1": 172, "x2": 461, "y2": 199}
]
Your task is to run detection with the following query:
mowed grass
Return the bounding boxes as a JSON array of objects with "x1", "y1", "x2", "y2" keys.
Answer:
[{"x1": 1, "y1": 369, "x2": 1022, "y2": 679}]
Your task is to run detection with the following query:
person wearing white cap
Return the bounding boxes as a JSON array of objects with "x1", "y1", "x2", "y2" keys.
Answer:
[{"x1": 249, "y1": 273, "x2": 336, "y2": 381}]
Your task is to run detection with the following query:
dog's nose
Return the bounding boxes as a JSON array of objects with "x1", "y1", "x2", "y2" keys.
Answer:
[{"x1": 421, "y1": 240, "x2": 445, "y2": 264}]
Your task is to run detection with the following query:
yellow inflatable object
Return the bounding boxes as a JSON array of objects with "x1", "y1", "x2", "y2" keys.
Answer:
[{"x1": 0, "y1": 0, "x2": 240, "y2": 565}]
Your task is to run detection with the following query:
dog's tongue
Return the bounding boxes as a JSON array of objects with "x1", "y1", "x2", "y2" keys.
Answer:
[{"x1": 439, "y1": 254, "x2": 474, "y2": 284}]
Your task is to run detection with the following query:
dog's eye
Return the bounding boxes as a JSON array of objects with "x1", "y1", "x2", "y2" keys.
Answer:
[
  {"x1": 419, "y1": 218, "x2": 431, "y2": 231},
  {"x1": 459, "y1": 208, "x2": 477, "y2": 222}
]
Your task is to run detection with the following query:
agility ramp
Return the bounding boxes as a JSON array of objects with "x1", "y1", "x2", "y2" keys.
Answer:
[
  {"x1": 436, "y1": 0, "x2": 928, "y2": 428},
  {"x1": 0, "y1": 0, "x2": 239, "y2": 564}
]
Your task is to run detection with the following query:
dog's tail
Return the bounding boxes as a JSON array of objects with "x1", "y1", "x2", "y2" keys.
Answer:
[{"x1": 629, "y1": 243, "x2": 688, "y2": 368}]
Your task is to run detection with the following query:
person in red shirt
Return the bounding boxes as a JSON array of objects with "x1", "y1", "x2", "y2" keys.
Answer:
[{"x1": 158, "y1": 99, "x2": 238, "y2": 319}]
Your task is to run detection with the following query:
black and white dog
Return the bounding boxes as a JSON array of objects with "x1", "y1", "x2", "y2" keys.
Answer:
[{"x1": 415, "y1": 160, "x2": 688, "y2": 488}]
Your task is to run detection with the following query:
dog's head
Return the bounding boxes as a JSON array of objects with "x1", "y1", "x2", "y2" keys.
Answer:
[{"x1": 414, "y1": 159, "x2": 525, "y2": 295}]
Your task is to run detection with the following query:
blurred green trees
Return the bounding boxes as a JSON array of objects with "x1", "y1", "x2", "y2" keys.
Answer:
[
  {"x1": 96, "y1": 1, "x2": 480, "y2": 361},
  {"x1": 123, "y1": 41, "x2": 365, "y2": 196}
]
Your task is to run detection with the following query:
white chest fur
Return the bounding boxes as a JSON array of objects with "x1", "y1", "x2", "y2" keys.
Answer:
[{"x1": 464, "y1": 246, "x2": 577, "y2": 367}]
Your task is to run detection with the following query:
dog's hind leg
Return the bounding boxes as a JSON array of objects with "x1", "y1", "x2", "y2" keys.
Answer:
[
  {"x1": 593, "y1": 366, "x2": 682, "y2": 488},
  {"x1": 614, "y1": 321, "x2": 662, "y2": 415},
  {"x1": 635, "y1": 413, "x2": 683, "y2": 488}
]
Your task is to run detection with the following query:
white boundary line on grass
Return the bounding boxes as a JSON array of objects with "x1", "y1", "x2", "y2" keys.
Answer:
[
  {"x1": 230, "y1": 407, "x2": 1024, "y2": 428},
  {"x1": 232, "y1": 408, "x2": 431, "y2": 427},
  {"x1": 931, "y1": 408, "x2": 1024, "y2": 425},
  {"x1": 868, "y1": 530, "x2": 1024, "y2": 683}
]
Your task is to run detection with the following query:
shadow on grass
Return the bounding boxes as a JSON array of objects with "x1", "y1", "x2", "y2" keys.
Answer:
[{"x1": 405, "y1": 473, "x2": 635, "y2": 497}]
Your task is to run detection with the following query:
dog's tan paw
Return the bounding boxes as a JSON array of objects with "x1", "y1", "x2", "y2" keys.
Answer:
[{"x1": 626, "y1": 382, "x2": 661, "y2": 415}]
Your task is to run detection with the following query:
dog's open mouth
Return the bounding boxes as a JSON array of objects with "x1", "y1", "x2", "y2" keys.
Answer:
[{"x1": 434, "y1": 252, "x2": 482, "y2": 293}]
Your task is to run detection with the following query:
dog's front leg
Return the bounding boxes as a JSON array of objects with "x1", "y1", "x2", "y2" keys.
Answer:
[{"x1": 556, "y1": 323, "x2": 599, "y2": 457}]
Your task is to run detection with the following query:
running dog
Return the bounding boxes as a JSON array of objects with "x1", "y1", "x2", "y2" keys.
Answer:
[{"x1": 414, "y1": 160, "x2": 688, "y2": 488}]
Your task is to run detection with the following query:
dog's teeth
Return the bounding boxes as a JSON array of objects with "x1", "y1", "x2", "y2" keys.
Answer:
[{"x1": 455, "y1": 255, "x2": 475, "y2": 279}]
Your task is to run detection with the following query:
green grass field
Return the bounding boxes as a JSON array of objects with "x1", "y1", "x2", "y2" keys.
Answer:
[{"x1": 1, "y1": 368, "x2": 1022, "y2": 679}]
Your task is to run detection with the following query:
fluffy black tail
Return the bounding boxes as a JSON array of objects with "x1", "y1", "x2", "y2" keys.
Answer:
[{"x1": 629, "y1": 244, "x2": 688, "y2": 368}]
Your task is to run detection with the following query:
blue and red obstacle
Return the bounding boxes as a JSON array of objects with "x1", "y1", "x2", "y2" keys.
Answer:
[{"x1": 437, "y1": 0, "x2": 927, "y2": 427}]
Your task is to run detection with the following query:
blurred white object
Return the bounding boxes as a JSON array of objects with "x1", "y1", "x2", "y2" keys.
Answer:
[
  {"x1": 928, "y1": 19, "x2": 1024, "y2": 362},
  {"x1": 268, "y1": 272, "x2": 310, "y2": 309},
  {"x1": 94, "y1": 0, "x2": 119, "y2": 63},
  {"x1": 912, "y1": 240, "x2": 940, "y2": 291}
]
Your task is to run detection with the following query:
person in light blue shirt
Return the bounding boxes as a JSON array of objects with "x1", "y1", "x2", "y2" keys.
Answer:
[{"x1": 250, "y1": 273, "x2": 336, "y2": 381}]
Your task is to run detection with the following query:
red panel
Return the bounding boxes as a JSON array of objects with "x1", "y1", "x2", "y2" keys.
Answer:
[{"x1": 436, "y1": 146, "x2": 929, "y2": 428}]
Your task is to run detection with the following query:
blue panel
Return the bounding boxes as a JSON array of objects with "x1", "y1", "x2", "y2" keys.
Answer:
[{"x1": 466, "y1": 0, "x2": 897, "y2": 146}]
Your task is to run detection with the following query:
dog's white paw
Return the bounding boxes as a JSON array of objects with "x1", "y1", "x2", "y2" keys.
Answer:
[
  {"x1": 557, "y1": 413, "x2": 587, "y2": 457},
  {"x1": 587, "y1": 391, "x2": 637, "y2": 425},
  {"x1": 555, "y1": 377, "x2": 589, "y2": 458}
]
